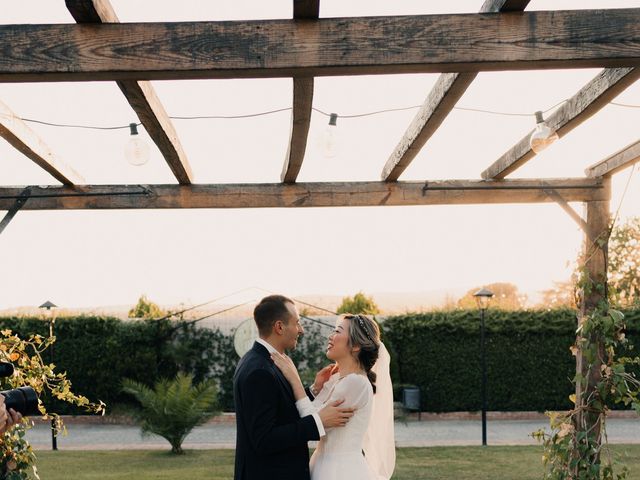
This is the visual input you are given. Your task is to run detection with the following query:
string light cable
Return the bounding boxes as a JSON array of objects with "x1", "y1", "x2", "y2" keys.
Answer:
[{"x1": 5, "y1": 97, "x2": 639, "y2": 131}]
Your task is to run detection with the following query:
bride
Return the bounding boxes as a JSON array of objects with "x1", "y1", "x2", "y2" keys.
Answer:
[{"x1": 271, "y1": 314, "x2": 396, "y2": 480}]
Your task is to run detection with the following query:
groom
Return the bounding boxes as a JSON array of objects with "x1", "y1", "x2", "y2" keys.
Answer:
[{"x1": 234, "y1": 294, "x2": 353, "y2": 480}]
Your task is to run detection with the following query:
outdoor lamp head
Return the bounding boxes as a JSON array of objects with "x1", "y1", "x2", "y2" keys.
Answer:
[{"x1": 473, "y1": 288, "x2": 494, "y2": 310}]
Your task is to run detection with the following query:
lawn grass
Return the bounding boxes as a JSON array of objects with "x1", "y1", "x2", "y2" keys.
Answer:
[{"x1": 30, "y1": 445, "x2": 640, "y2": 479}]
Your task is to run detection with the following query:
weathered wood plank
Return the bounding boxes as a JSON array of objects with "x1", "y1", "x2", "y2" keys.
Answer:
[
  {"x1": 0, "y1": 100, "x2": 83, "y2": 185},
  {"x1": 280, "y1": 0, "x2": 319, "y2": 184},
  {"x1": 0, "y1": 178, "x2": 607, "y2": 210},
  {"x1": 381, "y1": 0, "x2": 532, "y2": 182},
  {"x1": 480, "y1": 0, "x2": 530, "y2": 11},
  {"x1": 381, "y1": 73, "x2": 477, "y2": 181},
  {"x1": 543, "y1": 187, "x2": 588, "y2": 232},
  {"x1": 482, "y1": 67, "x2": 640, "y2": 179},
  {"x1": 293, "y1": 0, "x2": 320, "y2": 19},
  {"x1": 116, "y1": 81, "x2": 193, "y2": 183},
  {"x1": 281, "y1": 78, "x2": 314, "y2": 183},
  {"x1": 66, "y1": 0, "x2": 193, "y2": 185},
  {"x1": 2, "y1": 10, "x2": 640, "y2": 82},
  {"x1": 65, "y1": 0, "x2": 119, "y2": 23},
  {"x1": 586, "y1": 139, "x2": 640, "y2": 178}
]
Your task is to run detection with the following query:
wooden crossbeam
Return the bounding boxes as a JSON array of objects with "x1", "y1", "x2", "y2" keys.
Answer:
[
  {"x1": 482, "y1": 67, "x2": 640, "y2": 179},
  {"x1": 543, "y1": 188, "x2": 588, "y2": 233},
  {"x1": 2, "y1": 9, "x2": 640, "y2": 82},
  {"x1": 0, "y1": 100, "x2": 83, "y2": 185},
  {"x1": 66, "y1": 0, "x2": 193, "y2": 185},
  {"x1": 381, "y1": 0, "x2": 531, "y2": 182},
  {"x1": 586, "y1": 139, "x2": 640, "y2": 178},
  {"x1": 0, "y1": 178, "x2": 607, "y2": 210},
  {"x1": 280, "y1": 0, "x2": 319, "y2": 184}
]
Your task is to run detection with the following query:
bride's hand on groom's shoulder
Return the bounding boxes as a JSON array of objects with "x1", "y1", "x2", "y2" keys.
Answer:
[
  {"x1": 270, "y1": 352, "x2": 301, "y2": 384},
  {"x1": 313, "y1": 364, "x2": 338, "y2": 393}
]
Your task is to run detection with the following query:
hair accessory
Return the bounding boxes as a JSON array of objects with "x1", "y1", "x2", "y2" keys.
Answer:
[{"x1": 355, "y1": 315, "x2": 374, "y2": 341}]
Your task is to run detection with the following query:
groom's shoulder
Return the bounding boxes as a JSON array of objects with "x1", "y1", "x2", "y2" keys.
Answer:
[{"x1": 236, "y1": 349, "x2": 272, "y2": 376}]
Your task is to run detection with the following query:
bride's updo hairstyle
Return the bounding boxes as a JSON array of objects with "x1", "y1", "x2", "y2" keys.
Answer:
[{"x1": 343, "y1": 314, "x2": 381, "y2": 394}]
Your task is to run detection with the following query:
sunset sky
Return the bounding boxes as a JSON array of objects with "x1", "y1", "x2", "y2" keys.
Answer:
[{"x1": 1, "y1": 0, "x2": 639, "y2": 310}]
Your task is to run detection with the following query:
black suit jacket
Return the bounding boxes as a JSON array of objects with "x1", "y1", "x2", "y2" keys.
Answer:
[{"x1": 233, "y1": 341, "x2": 320, "y2": 480}]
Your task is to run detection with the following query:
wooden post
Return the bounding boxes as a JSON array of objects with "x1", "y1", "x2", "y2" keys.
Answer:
[{"x1": 574, "y1": 178, "x2": 611, "y2": 467}]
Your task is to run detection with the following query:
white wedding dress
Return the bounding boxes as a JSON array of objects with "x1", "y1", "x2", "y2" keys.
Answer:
[
  {"x1": 296, "y1": 373, "x2": 376, "y2": 480},
  {"x1": 295, "y1": 344, "x2": 396, "y2": 480}
]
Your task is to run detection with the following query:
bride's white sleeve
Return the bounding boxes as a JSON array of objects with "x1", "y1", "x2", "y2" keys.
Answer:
[{"x1": 295, "y1": 373, "x2": 369, "y2": 418}]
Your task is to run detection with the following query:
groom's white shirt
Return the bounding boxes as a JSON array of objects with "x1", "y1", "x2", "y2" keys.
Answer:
[{"x1": 256, "y1": 337, "x2": 326, "y2": 437}]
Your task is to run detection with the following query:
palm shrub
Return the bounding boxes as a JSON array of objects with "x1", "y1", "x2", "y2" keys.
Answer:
[{"x1": 122, "y1": 373, "x2": 219, "y2": 454}]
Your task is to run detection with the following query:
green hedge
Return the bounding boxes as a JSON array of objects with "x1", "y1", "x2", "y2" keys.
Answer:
[
  {"x1": 2, "y1": 309, "x2": 638, "y2": 415},
  {"x1": 0, "y1": 316, "x2": 237, "y2": 414},
  {"x1": 383, "y1": 308, "x2": 640, "y2": 412}
]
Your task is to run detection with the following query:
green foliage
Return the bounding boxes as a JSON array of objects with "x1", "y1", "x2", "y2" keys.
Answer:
[
  {"x1": 609, "y1": 217, "x2": 640, "y2": 307},
  {"x1": 532, "y1": 306, "x2": 640, "y2": 479},
  {"x1": 128, "y1": 295, "x2": 165, "y2": 319},
  {"x1": 383, "y1": 309, "x2": 640, "y2": 412},
  {"x1": 122, "y1": 373, "x2": 219, "y2": 454},
  {"x1": 0, "y1": 316, "x2": 238, "y2": 414},
  {"x1": 170, "y1": 322, "x2": 237, "y2": 411},
  {"x1": 539, "y1": 280, "x2": 578, "y2": 310},
  {"x1": 0, "y1": 329, "x2": 104, "y2": 479},
  {"x1": 337, "y1": 292, "x2": 380, "y2": 315},
  {"x1": 457, "y1": 282, "x2": 527, "y2": 310},
  {"x1": 530, "y1": 224, "x2": 640, "y2": 480}
]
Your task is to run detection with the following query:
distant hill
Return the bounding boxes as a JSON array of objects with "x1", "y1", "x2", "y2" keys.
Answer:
[{"x1": 0, "y1": 287, "x2": 468, "y2": 328}]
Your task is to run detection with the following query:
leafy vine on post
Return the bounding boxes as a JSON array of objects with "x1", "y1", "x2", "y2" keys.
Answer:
[
  {"x1": 0, "y1": 329, "x2": 105, "y2": 479},
  {"x1": 533, "y1": 197, "x2": 640, "y2": 479}
]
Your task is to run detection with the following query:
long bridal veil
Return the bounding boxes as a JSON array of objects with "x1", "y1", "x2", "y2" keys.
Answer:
[{"x1": 362, "y1": 342, "x2": 396, "y2": 479}]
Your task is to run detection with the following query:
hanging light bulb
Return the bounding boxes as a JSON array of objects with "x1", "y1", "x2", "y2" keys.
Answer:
[
  {"x1": 529, "y1": 111, "x2": 559, "y2": 154},
  {"x1": 322, "y1": 113, "x2": 340, "y2": 158},
  {"x1": 125, "y1": 123, "x2": 150, "y2": 166}
]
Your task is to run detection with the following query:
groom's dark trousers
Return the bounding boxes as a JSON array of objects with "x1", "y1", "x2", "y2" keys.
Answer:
[{"x1": 233, "y1": 341, "x2": 319, "y2": 480}]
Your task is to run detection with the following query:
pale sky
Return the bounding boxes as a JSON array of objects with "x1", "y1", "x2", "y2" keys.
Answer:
[{"x1": 1, "y1": 0, "x2": 639, "y2": 310}]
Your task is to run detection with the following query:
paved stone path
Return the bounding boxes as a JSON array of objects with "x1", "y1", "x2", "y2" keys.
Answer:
[{"x1": 25, "y1": 418, "x2": 640, "y2": 451}]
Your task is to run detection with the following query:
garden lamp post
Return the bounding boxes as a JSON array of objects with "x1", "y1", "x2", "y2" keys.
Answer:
[
  {"x1": 39, "y1": 300, "x2": 57, "y2": 451},
  {"x1": 473, "y1": 288, "x2": 494, "y2": 447}
]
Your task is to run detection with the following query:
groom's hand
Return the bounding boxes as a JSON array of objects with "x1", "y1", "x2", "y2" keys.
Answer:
[{"x1": 318, "y1": 399, "x2": 354, "y2": 428}]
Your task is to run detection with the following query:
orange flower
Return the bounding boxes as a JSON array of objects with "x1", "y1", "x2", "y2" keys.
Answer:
[{"x1": 9, "y1": 353, "x2": 19, "y2": 362}]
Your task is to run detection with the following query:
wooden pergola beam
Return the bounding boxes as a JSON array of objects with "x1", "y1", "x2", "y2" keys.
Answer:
[
  {"x1": 293, "y1": 0, "x2": 320, "y2": 19},
  {"x1": 2, "y1": 9, "x2": 640, "y2": 82},
  {"x1": 280, "y1": 1, "x2": 318, "y2": 184},
  {"x1": 482, "y1": 67, "x2": 640, "y2": 179},
  {"x1": 381, "y1": 0, "x2": 531, "y2": 182},
  {"x1": 0, "y1": 100, "x2": 83, "y2": 185},
  {"x1": 65, "y1": 0, "x2": 193, "y2": 185},
  {"x1": 0, "y1": 178, "x2": 607, "y2": 210},
  {"x1": 586, "y1": 139, "x2": 640, "y2": 178}
]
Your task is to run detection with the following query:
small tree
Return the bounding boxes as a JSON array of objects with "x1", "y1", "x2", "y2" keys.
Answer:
[
  {"x1": 538, "y1": 280, "x2": 578, "y2": 309},
  {"x1": 336, "y1": 292, "x2": 380, "y2": 315},
  {"x1": 457, "y1": 282, "x2": 526, "y2": 310},
  {"x1": 609, "y1": 216, "x2": 640, "y2": 307},
  {"x1": 128, "y1": 295, "x2": 165, "y2": 319},
  {"x1": 122, "y1": 373, "x2": 219, "y2": 454}
]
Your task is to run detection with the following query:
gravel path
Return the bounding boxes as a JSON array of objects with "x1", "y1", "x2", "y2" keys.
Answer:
[{"x1": 25, "y1": 418, "x2": 640, "y2": 451}]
